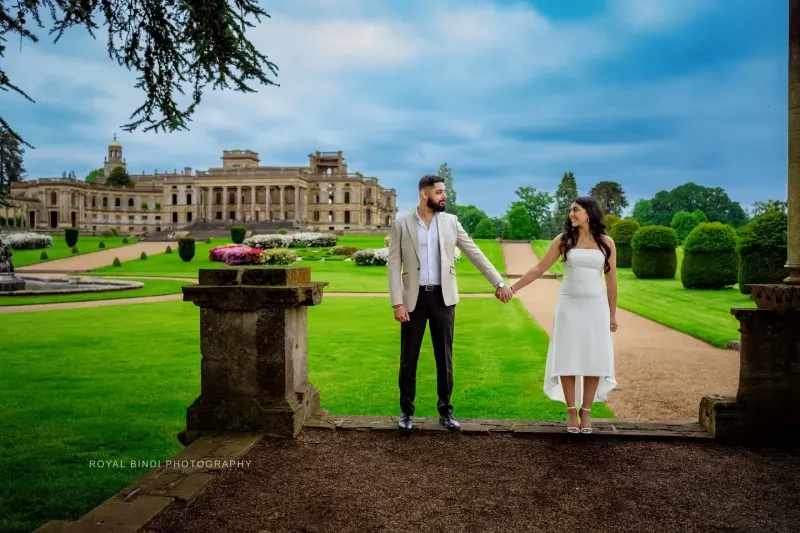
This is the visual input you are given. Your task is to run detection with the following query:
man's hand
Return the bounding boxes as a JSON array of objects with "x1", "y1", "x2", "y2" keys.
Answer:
[
  {"x1": 495, "y1": 286, "x2": 513, "y2": 303},
  {"x1": 393, "y1": 304, "x2": 410, "y2": 322}
]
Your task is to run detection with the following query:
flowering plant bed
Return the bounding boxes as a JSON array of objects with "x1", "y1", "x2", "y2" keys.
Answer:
[
  {"x1": 209, "y1": 244, "x2": 266, "y2": 266},
  {"x1": 244, "y1": 232, "x2": 337, "y2": 249},
  {"x1": 0, "y1": 232, "x2": 53, "y2": 250}
]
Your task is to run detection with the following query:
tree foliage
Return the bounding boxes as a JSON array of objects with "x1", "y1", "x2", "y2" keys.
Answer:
[
  {"x1": 513, "y1": 186, "x2": 552, "y2": 239},
  {"x1": 649, "y1": 183, "x2": 748, "y2": 227},
  {"x1": 0, "y1": 126, "x2": 26, "y2": 207},
  {"x1": 588, "y1": 181, "x2": 628, "y2": 215},
  {"x1": 85, "y1": 168, "x2": 104, "y2": 184},
  {"x1": 631, "y1": 198, "x2": 654, "y2": 226},
  {"x1": 106, "y1": 166, "x2": 134, "y2": 187},
  {"x1": 750, "y1": 199, "x2": 788, "y2": 217},
  {"x1": 455, "y1": 205, "x2": 487, "y2": 235},
  {"x1": 438, "y1": 162, "x2": 457, "y2": 213},
  {"x1": 670, "y1": 209, "x2": 708, "y2": 242},
  {"x1": 554, "y1": 171, "x2": 578, "y2": 216},
  {"x1": 503, "y1": 204, "x2": 534, "y2": 240},
  {"x1": 0, "y1": 0, "x2": 279, "y2": 150}
]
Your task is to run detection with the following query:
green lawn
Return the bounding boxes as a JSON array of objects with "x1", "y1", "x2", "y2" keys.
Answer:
[
  {"x1": 0, "y1": 296, "x2": 605, "y2": 532},
  {"x1": 10, "y1": 236, "x2": 139, "y2": 267},
  {"x1": 0, "y1": 278, "x2": 192, "y2": 306},
  {"x1": 532, "y1": 241, "x2": 752, "y2": 347},
  {"x1": 531, "y1": 240, "x2": 563, "y2": 274},
  {"x1": 88, "y1": 236, "x2": 507, "y2": 293}
]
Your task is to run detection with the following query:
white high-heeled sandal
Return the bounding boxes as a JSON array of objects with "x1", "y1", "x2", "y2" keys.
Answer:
[
  {"x1": 566, "y1": 406, "x2": 580, "y2": 433},
  {"x1": 579, "y1": 407, "x2": 593, "y2": 434}
]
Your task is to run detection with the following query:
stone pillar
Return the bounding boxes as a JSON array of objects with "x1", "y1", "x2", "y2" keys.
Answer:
[
  {"x1": 279, "y1": 186, "x2": 285, "y2": 220},
  {"x1": 207, "y1": 188, "x2": 213, "y2": 221},
  {"x1": 294, "y1": 186, "x2": 300, "y2": 222},
  {"x1": 236, "y1": 186, "x2": 242, "y2": 222},
  {"x1": 178, "y1": 266, "x2": 328, "y2": 445},
  {"x1": 789, "y1": 0, "x2": 800, "y2": 284},
  {"x1": 266, "y1": 186, "x2": 271, "y2": 221},
  {"x1": 250, "y1": 186, "x2": 256, "y2": 221},
  {"x1": 222, "y1": 187, "x2": 228, "y2": 221}
]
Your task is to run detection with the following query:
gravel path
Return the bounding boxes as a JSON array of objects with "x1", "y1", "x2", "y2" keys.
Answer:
[
  {"x1": 16, "y1": 241, "x2": 178, "y2": 273},
  {"x1": 502, "y1": 242, "x2": 739, "y2": 422}
]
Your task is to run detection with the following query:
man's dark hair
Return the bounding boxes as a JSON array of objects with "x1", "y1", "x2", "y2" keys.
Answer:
[{"x1": 419, "y1": 174, "x2": 444, "y2": 191}]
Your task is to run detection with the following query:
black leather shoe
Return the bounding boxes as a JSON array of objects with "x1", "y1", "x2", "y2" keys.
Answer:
[
  {"x1": 439, "y1": 415, "x2": 461, "y2": 431},
  {"x1": 398, "y1": 414, "x2": 414, "y2": 432}
]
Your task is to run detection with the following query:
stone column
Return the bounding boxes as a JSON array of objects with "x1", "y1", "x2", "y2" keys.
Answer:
[
  {"x1": 207, "y1": 188, "x2": 213, "y2": 220},
  {"x1": 178, "y1": 266, "x2": 328, "y2": 445},
  {"x1": 222, "y1": 187, "x2": 228, "y2": 221},
  {"x1": 789, "y1": 0, "x2": 800, "y2": 283},
  {"x1": 279, "y1": 186, "x2": 285, "y2": 220},
  {"x1": 250, "y1": 187, "x2": 256, "y2": 221},
  {"x1": 266, "y1": 186, "x2": 271, "y2": 221},
  {"x1": 699, "y1": 0, "x2": 800, "y2": 445},
  {"x1": 236, "y1": 186, "x2": 242, "y2": 222},
  {"x1": 294, "y1": 186, "x2": 300, "y2": 222}
]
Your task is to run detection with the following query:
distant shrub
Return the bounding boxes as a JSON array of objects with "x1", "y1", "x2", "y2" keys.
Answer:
[
  {"x1": 737, "y1": 211, "x2": 788, "y2": 293},
  {"x1": 330, "y1": 245, "x2": 358, "y2": 256},
  {"x1": 71, "y1": 246, "x2": 79, "y2": 254},
  {"x1": 631, "y1": 225, "x2": 678, "y2": 279},
  {"x1": 681, "y1": 222, "x2": 738, "y2": 289},
  {"x1": 471, "y1": 217, "x2": 497, "y2": 239},
  {"x1": 609, "y1": 219, "x2": 640, "y2": 268},
  {"x1": 140, "y1": 251, "x2": 148, "y2": 260},
  {"x1": 353, "y1": 248, "x2": 389, "y2": 266},
  {"x1": 604, "y1": 214, "x2": 621, "y2": 233},
  {"x1": 40, "y1": 251, "x2": 48, "y2": 260},
  {"x1": 263, "y1": 248, "x2": 297, "y2": 265},
  {"x1": 231, "y1": 226, "x2": 246, "y2": 244},
  {"x1": 276, "y1": 228, "x2": 288, "y2": 235},
  {"x1": 122, "y1": 237, "x2": 129, "y2": 243},
  {"x1": 1, "y1": 232, "x2": 52, "y2": 250},
  {"x1": 65, "y1": 228, "x2": 79, "y2": 247},
  {"x1": 98, "y1": 241, "x2": 106, "y2": 248},
  {"x1": 178, "y1": 237, "x2": 196, "y2": 262},
  {"x1": 102, "y1": 229, "x2": 115, "y2": 238},
  {"x1": 166, "y1": 245, "x2": 173, "y2": 254},
  {"x1": 112, "y1": 257, "x2": 121, "y2": 267}
]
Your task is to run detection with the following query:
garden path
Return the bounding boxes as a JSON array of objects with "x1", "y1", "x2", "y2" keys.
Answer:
[
  {"x1": 501, "y1": 241, "x2": 740, "y2": 422},
  {"x1": 16, "y1": 241, "x2": 178, "y2": 273}
]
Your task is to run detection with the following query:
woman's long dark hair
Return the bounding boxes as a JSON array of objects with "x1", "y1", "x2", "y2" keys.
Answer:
[{"x1": 560, "y1": 196, "x2": 612, "y2": 274}]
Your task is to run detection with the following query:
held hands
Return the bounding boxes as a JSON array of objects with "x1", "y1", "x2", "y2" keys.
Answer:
[
  {"x1": 393, "y1": 304, "x2": 410, "y2": 322},
  {"x1": 495, "y1": 286, "x2": 514, "y2": 303}
]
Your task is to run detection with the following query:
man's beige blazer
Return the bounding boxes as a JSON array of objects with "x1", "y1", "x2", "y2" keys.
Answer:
[{"x1": 387, "y1": 211, "x2": 503, "y2": 312}]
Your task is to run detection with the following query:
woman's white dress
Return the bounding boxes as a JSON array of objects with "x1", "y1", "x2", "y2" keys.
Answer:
[{"x1": 543, "y1": 248, "x2": 616, "y2": 406}]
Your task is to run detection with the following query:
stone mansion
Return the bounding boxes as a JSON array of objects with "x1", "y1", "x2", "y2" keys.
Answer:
[{"x1": 6, "y1": 136, "x2": 398, "y2": 234}]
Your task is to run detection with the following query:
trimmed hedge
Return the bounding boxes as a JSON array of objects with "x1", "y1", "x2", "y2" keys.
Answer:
[
  {"x1": 178, "y1": 237, "x2": 196, "y2": 262},
  {"x1": 736, "y1": 211, "x2": 788, "y2": 293},
  {"x1": 681, "y1": 222, "x2": 738, "y2": 289},
  {"x1": 330, "y1": 245, "x2": 358, "y2": 256},
  {"x1": 604, "y1": 214, "x2": 621, "y2": 233},
  {"x1": 609, "y1": 219, "x2": 640, "y2": 268},
  {"x1": 631, "y1": 225, "x2": 678, "y2": 279},
  {"x1": 65, "y1": 228, "x2": 79, "y2": 247},
  {"x1": 231, "y1": 226, "x2": 246, "y2": 244}
]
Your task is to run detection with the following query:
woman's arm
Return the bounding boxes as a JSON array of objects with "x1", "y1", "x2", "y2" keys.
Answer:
[
  {"x1": 604, "y1": 235, "x2": 618, "y2": 320},
  {"x1": 510, "y1": 235, "x2": 563, "y2": 294}
]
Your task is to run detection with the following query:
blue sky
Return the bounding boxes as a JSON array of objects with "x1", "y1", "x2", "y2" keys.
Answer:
[{"x1": 1, "y1": 0, "x2": 787, "y2": 217}]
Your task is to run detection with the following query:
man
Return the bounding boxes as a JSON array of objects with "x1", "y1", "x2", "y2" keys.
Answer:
[{"x1": 387, "y1": 174, "x2": 514, "y2": 432}]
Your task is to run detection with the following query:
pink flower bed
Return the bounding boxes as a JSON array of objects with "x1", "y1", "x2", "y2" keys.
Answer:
[{"x1": 209, "y1": 244, "x2": 266, "y2": 266}]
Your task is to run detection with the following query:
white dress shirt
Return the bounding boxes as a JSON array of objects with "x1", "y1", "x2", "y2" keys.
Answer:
[{"x1": 416, "y1": 209, "x2": 441, "y2": 286}]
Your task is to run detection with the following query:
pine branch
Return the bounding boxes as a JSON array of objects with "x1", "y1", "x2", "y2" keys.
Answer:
[{"x1": 0, "y1": 0, "x2": 280, "y2": 147}]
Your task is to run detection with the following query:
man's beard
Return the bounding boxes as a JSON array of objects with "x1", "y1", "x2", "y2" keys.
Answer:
[{"x1": 427, "y1": 197, "x2": 446, "y2": 212}]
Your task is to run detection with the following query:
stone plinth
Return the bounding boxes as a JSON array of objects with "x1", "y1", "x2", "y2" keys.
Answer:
[
  {"x1": 700, "y1": 284, "x2": 800, "y2": 444},
  {"x1": 178, "y1": 266, "x2": 327, "y2": 445}
]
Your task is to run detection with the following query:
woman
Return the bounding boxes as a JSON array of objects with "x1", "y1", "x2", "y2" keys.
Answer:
[{"x1": 510, "y1": 196, "x2": 618, "y2": 434}]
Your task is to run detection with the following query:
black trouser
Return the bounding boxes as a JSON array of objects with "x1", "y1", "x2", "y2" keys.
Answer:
[{"x1": 399, "y1": 285, "x2": 456, "y2": 417}]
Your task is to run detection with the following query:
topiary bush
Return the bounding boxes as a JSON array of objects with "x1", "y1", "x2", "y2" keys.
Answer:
[
  {"x1": 276, "y1": 228, "x2": 288, "y2": 235},
  {"x1": 262, "y1": 248, "x2": 297, "y2": 265},
  {"x1": 122, "y1": 237, "x2": 129, "y2": 244},
  {"x1": 40, "y1": 251, "x2": 48, "y2": 260},
  {"x1": 140, "y1": 251, "x2": 148, "y2": 260},
  {"x1": 112, "y1": 257, "x2": 121, "y2": 267},
  {"x1": 609, "y1": 219, "x2": 640, "y2": 268},
  {"x1": 166, "y1": 245, "x2": 173, "y2": 254},
  {"x1": 178, "y1": 237, "x2": 196, "y2": 262},
  {"x1": 65, "y1": 228, "x2": 79, "y2": 247},
  {"x1": 231, "y1": 226, "x2": 246, "y2": 244},
  {"x1": 102, "y1": 228, "x2": 115, "y2": 238},
  {"x1": 736, "y1": 210, "x2": 788, "y2": 293},
  {"x1": 604, "y1": 213, "x2": 621, "y2": 233},
  {"x1": 98, "y1": 241, "x2": 105, "y2": 248},
  {"x1": 631, "y1": 225, "x2": 678, "y2": 279},
  {"x1": 680, "y1": 222, "x2": 738, "y2": 289},
  {"x1": 71, "y1": 246, "x2": 79, "y2": 254},
  {"x1": 330, "y1": 245, "x2": 358, "y2": 256}
]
